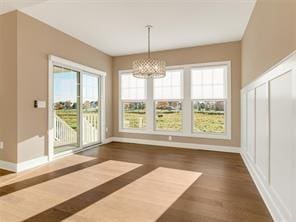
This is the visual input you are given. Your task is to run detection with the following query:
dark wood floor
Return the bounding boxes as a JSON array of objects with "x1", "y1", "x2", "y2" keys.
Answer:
[{"x1": 0, "y1": 142, "x2": 273, "y2": 222}]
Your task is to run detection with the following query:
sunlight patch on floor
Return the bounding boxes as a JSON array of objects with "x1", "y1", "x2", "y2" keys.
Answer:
[
  {"x1": 0, "y1": 160, "x2": 141, "y2": 222},
  {"x1": 64, "y1": 167, "x2": 202, "y2": 222},
  {"x1": 0, "y1": 155, "x2": 96, "y2": 186}
]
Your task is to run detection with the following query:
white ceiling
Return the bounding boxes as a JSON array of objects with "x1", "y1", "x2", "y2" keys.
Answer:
[
  {"x1": 0, "y1": 0, "x2": 47, "y2": 15},
  {"x1": 2, "y1": 0, "x2": 256, "y2": 56}
]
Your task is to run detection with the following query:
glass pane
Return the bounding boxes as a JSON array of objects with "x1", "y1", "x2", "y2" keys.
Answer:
[
  {"x1": 213, "y1": 68, "x2": 224, "y2": 84},
  {"x1": 193, "y1": 100, "x2": 225, "y2": 133},
  {"x1": 154, "y1": 70, "x2": 182, "y2": 100},
  {"x1": 53, "y1": 66, "x2": 79, "y2": 153},
  {"x1": 121, "y1": 73, "x2": 146, "y2": 100},
  {"x1": 155, "y1": 101, "x2": 182, "y2": 131},
  {"x1": 203, "y1": 85, "x2": 213, "y2": 98},
  {"x1": 82, "y1": 74, "x2": 100, "y2": 145},
  {"x1": 213, "y1": 85, "x2": 224, "y2": 98},
  {"x1": 191, "y1": 65, "x2": 227, "y2": 99},
  {"x1": 123, "y1": 102, "x2": 146, "y2": 129},
  {"x1": 202, "y1": 69, "x2": 213, "y2": 84}
]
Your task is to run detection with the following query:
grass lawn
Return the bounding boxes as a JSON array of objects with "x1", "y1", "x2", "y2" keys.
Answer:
[
  {"x1": 193, "y1": 112, "x2": 224, "y2": 133},
  {"x1": 56, "y1": 109, "x2": 225, "y2": 133},
  {"x1": 155, "y1": 110, "x2": 182, "y2": 131},
  {"x1": 124, "y1": 111, "x2": 224, "y2": 133},
  {"x1": 56, "y1": 109, "x2": 78, "y2": 130},
  {"x1": 124, "y1": 112, "x2": 146, "y2": 128}
]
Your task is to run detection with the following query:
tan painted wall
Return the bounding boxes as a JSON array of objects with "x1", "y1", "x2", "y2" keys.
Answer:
[
  {"x1": 242, "y1": 0, "x2": 296, "y2": 87},
  {"x1": 16, "y1": 12, "x2": 113, "y2": 162},
  {"x1": 0, "y1": 12, "x2": 18, "y2": 163},
  {"x1": 0, "y1": 11, "x2": 112, "y2": 163},
  {"x1": 3, "y1": 0, "x2": 293, "y2": 162},
  {"x1": 113, "y1": 42, "x2": 241, "y2": 147}
]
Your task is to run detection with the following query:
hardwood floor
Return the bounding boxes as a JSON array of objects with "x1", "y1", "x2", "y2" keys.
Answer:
[{"x1": 0, "y1": 142, "x2": 273, "y2": 222}]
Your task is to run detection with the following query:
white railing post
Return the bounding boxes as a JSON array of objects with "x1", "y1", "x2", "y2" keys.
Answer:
[
  {"x1": 54, "y1": 112, "x2": 99, "y2": 147},
  {"x1": 54, "y1": 112, "x2": 77, "y2": 147}
]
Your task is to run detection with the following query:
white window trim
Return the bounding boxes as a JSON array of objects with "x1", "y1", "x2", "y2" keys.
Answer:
[
  {"x1": 118, "y1": 61, "x2": 231, "y2": 140},
  {"x1": 118, "y1": 71, "x2": 148, "y2": 131},
  {"x1": 153, "y1": 68, "x2": 184, "y2": 132},
  {"x1": 48, "y1": 55, "x2": 107, "y2": 161}
]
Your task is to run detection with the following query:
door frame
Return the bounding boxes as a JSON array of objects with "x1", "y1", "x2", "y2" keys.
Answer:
[{"x1": 48, "y1": 55, "x2": 106, "y2": 161}]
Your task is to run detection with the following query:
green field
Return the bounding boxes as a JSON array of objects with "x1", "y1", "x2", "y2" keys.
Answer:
[
  {"x1": 56, "y1": 109, "x2": 224, "y2": 133},
  {"x1": 124, "y1": 111, "x2": 224, "y2": 133},
  {"x1": 155, "y1": 111, "x2": 182, "y2": 131},
  {"x1": 56, "y1": 109, "x2": 79, "y2": 130},
  {"x1": 193, "y1": 112, "x2": 224, "y2": 133}
]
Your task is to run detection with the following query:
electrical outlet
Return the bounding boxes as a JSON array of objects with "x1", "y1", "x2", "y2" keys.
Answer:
[
  {"x1": 0, "y1": 141, "x2": 4, "y2": 149},
  {"x1": 105, "y1": 127, "x2": 109, "y2": 133},
  {"x1": 168, "y1": 136, "x2": 172, "y2": 141}
]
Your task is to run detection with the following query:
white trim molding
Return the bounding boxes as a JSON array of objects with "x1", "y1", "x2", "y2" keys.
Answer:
[
  {"x1": 48, "y1": 55, "x2": 106, "y2": 77},
  {"x1": 118, "y1": 61, "x2": 232, "y2": 140},
  {"x1": 0, "y1": 138, "x2": 239, "y2": 173},
  {"x1": 0, "y1": 160, "x2": 17, "y2": 172},
  {"x1": 48, "y1": 55, "x2": 107, "y2": 160},
  {"x1": 240, "y1": 151, "x2": 283, "y2": 221},
  {"x1": 111, "y1": 137, "x2": 240, "y2": 153},
  {"x1": 0, "y1": 156, "x2": 49, "y2": 172},
  {"x1": 241, "y1": 50, "x2": 296, "y2": 222},
  {"x1": 102, "y1": 137, "x2": 114, "y2": 144}
]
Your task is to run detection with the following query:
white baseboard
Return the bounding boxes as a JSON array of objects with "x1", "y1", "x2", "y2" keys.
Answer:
[
  {"x1": 0, "y1": 156, "x2": 49, "y2": 172},
  {"x1": 111, "y1": 137, "x2": 240, "y2": 153},
  {"x1": 240, "y1": 150, "x2": 284, "y2": 222},
  {"x1": 0, "y1": 160, "x2": 17, "y2": 172},
  {"x1": 17, "y1": 156, "x2": 49, "y2": 172},
  {"x1": 102, "y1": 137, "x2": 113, "y2": 144},
  {"x1": 0, "y1": 138, "x2": 239, "y2": 172}
]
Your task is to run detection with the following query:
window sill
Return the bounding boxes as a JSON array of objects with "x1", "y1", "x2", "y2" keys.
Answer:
[{"x1": 118, "y1": 129, "x2": 231, "y2": 140}]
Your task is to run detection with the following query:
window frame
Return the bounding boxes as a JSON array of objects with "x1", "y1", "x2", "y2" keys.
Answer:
[
  {"x1": 153, "y1": 68, "x2": 184, "y2": 132},
  {"x1": 118, "y1": 61, "x2": 231, "y2": 140},
  {"x1": 119, "y1": 71, "x2": 148, "y2": 131},
  {"x1": 190, "y1": 63, "x2": 231, "y2": 139}
]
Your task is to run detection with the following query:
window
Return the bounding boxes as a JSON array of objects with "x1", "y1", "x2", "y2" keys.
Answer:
[
  {"x1": 118, "y1": 61, "x2": 231, "y2": 139},
  {"x1": 120, "y1": 73, "x2": 147, "y2": 129},
  {"x1": 191, "y1": 65, "x2": 228, "y2": 134},
  {"x1": 154, "y1": 70, "x2": 183, "y2": 131}
]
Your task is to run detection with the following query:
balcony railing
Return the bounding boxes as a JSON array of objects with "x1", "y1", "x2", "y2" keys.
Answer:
[
  {"x1": 54, "y1": 112, "x2": 99, "y2": 147},
  {"x1": 54, "y1": 114, "x2": 77, "y2": 147}
]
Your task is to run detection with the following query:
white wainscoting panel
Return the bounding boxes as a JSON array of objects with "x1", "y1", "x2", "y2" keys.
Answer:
[
  {"x1": 241, "y1": 51, "x2": 296, "y2": 222},
  {"x1": 255, "y1": 83, "x2": 269, "y2": 182},
  {"x1": 241, "y1": 92, "x2": 247, "y2": 152},
  {"x1": 269, "y1": 71, "x2": 294, "y2": 219},
  {"x1": 247, "y1": 89, "x2": 256, "y2": 162}
]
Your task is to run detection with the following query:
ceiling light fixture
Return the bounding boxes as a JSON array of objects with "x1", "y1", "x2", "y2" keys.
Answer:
[{"x1": 132, "y1": 25, "x2": 166, "y2": 79}]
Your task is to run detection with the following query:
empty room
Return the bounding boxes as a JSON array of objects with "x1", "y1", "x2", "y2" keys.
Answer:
[{"x1": 0, "y1": 0, "x2": 295, "y2": 221}]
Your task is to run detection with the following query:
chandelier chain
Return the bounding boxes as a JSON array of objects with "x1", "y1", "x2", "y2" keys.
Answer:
[{"x1": 147, "y1": 25, "x2": 151, "y2": 58}]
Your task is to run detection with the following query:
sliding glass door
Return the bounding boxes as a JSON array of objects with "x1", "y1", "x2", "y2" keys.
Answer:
[
  {"x1": 53, "y1": 66, "x2": 80, "y2": 154},
  {"x1": 82, "y1": 74, "x2": 101, "y2": 146},
  {"x1": 53, "y1": 66, "x2": 101, "y2": 155}
]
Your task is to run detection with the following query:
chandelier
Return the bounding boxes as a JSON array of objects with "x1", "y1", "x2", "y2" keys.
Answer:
[{"x1": 132, "y1": 25, "x2": 166, "y2": 79}]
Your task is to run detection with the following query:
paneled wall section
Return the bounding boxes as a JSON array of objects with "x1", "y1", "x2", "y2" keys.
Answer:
[{"x1": 241, "y1": 52, "x2": 296, "y2": 222}]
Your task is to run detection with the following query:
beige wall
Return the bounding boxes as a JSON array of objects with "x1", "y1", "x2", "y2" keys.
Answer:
[
  {"x1": 3, "y1": 0, "x2": 294, "y2": 163},
  {"x1": 242, "y1": 0, "x2": 296, "y2": 87},
  {"x1": 0, "y1": 11, "x2": 113, "y2": 163},
  {"x1": 0, "y1": 12, "x2": 18, "y2": 163},
  {"x1": 113, "y1": 42, "x2": 241, "y2": 147},
  {"x1": 16, "y1": 12, "x2": 113, "y2": 162}
]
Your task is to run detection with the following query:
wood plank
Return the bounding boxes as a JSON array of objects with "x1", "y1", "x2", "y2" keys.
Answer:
[
  {"x1": 65, "y1": 167, "x2": 201, "y2": 222},
  {"x1": 0, "y1": 142, "x2": 273, "y2": 221},
  {"x1": 0, "y1": 160, "x2": 141, "y2": 222}
]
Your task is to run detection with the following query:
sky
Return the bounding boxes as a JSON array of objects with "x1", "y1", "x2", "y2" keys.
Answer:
[{"x1": 54, "y1": 71, "x2": 99, "y2": 103}]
